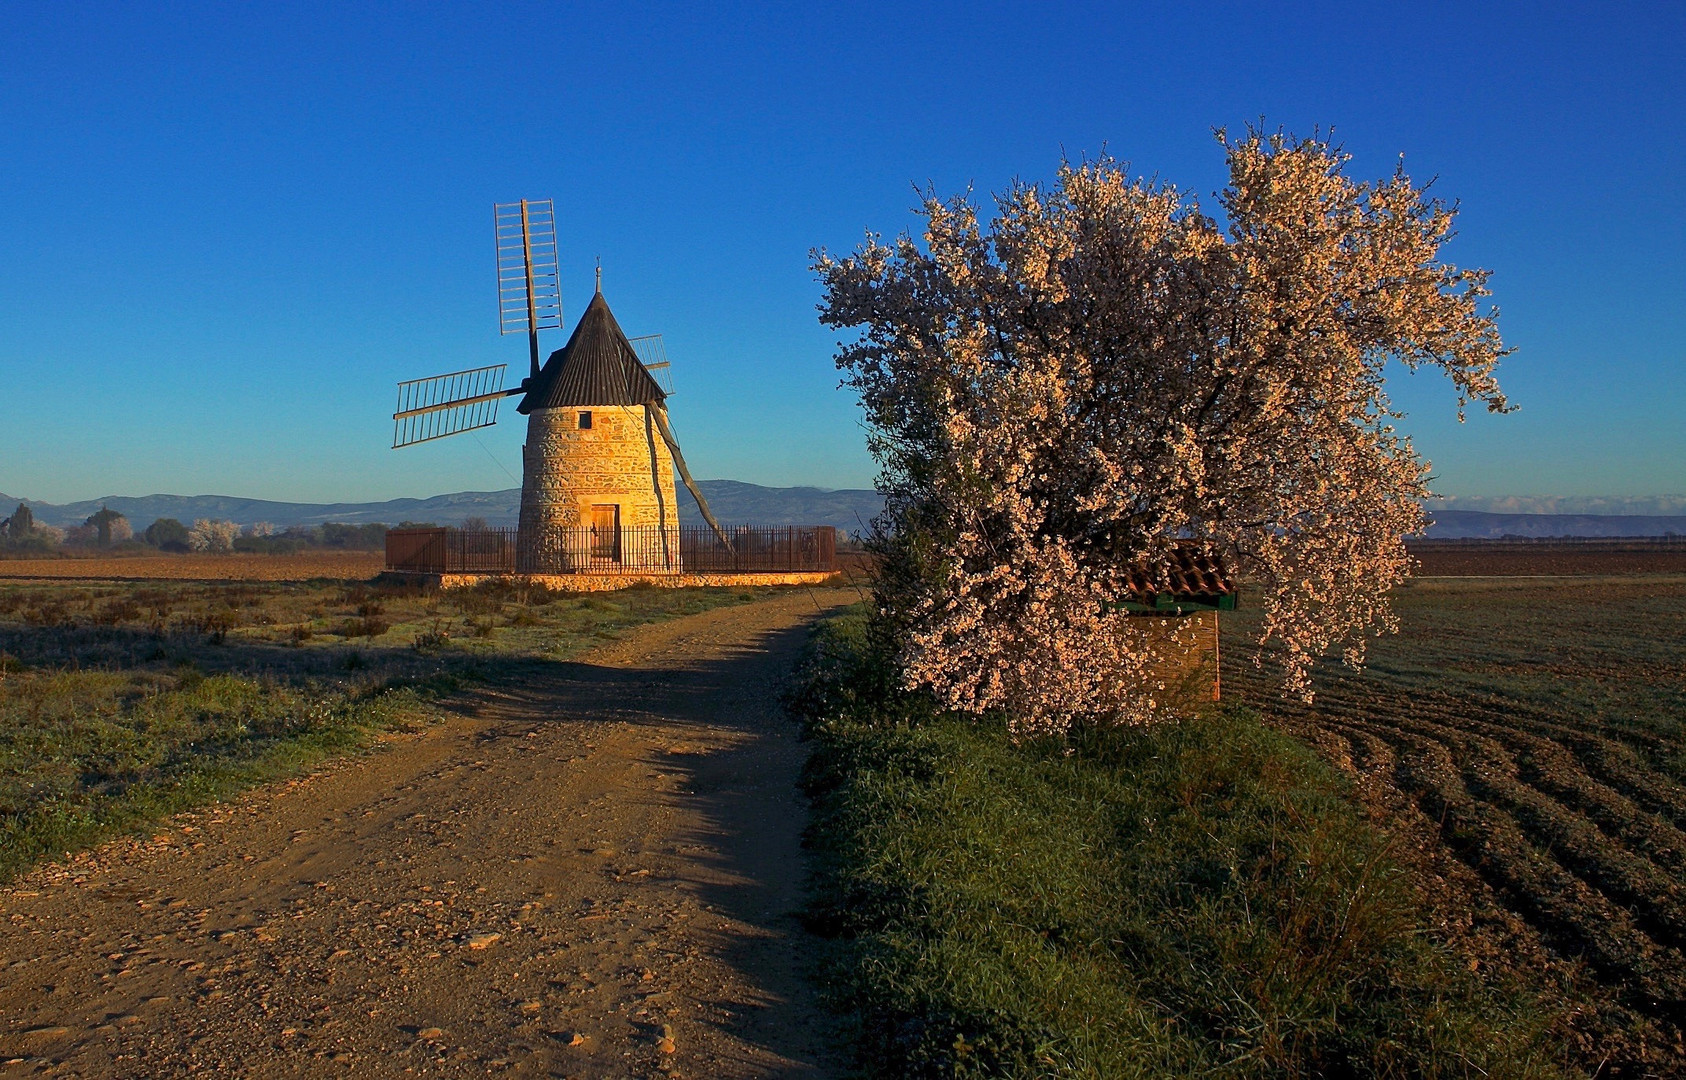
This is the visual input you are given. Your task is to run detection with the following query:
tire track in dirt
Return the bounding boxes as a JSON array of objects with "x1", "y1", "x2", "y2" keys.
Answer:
[{"x1": 0, "y1": 588, "x2": 856, "y2": 1078}]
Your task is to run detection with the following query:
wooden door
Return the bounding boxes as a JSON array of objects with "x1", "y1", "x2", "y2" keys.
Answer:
[{"x1": 589, "y1": 504, "x2": 620, "y2": 561}]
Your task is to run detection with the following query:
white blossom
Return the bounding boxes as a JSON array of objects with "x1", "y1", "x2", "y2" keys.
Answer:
[
  {"x1": 815, "y1": 130, "x2": 1510, "y2": 735},
  {"x1": 188, "y1": 519, "x2": 240, "y2": 553}
]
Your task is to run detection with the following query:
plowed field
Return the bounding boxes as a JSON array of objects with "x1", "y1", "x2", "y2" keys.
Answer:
[
  {"x1": 0, "y1": 553, "x2": 384, "y2": 582},
  {"x1": 1410, "y1": 541, "x2": 1686, "y2": 577},
  {"x1": 1225, "y1": 575, "x2": 1686, "y2": 1076}
]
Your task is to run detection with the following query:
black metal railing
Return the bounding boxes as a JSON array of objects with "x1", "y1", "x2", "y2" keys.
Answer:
[{"x1": 386, "y1": 525, "x2": 837, "y2": 576}]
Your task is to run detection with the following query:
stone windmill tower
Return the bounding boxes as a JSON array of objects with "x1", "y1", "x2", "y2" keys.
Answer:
[
  {"x1": 515, "y1": 277, "x2": 693, "y2": 570},
  {"x1": 391, "y1": 199, "x2": 728, "y2": 572}
]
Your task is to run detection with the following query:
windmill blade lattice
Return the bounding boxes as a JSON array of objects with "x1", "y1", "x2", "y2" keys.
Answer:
[
  {"x1": 495, "y1": 200, "x2": 562, "y2": 336},
  {"x1": 392, "y1": 364, "x2": 512, "y2": 448},
  {"x1": 628, "y1": 334, "x2": 674, "y2": 395}
]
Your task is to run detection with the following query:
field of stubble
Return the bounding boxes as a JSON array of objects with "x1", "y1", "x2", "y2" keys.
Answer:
[
  {"x1": 1226, "y1": 570, "x2": 1686, "y2": 1075},
  {"x1": 1409, "y1": 540, "x2": 1686, "y2": 577},
  {"x1": 0, "y1": 552, "x2": 386, "y2": 581}
]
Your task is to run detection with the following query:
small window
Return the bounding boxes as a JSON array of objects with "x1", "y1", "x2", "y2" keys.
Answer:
[{"x1": 578, "y1": 411, "x2": 593, "y2": 429}]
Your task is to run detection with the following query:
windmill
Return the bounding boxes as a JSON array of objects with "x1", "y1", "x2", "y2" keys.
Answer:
[{"x1": 391, "y1": 199, "x2": 731, "y2": 563}]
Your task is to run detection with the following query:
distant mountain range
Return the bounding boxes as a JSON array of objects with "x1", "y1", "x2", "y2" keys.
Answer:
[
  {"x1": 1426, "y1": 494, "x2": 1686, "y2": 516},
  {"x1": 1420, "y1": 511, "x2": 1686, "y2": 539},
  {"x1": 0, "y1": 481, "x2": 887, "y2": 536},
  {"x1": 4, "y1": 485, "x2": 1683, "y2": 540}
]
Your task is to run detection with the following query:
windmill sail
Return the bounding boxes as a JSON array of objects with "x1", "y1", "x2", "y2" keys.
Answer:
[
  {"x1": 392, "y1": 364, "x2": 517, "y2": 448},
  {"x1": 495, "y1": 199, "x2": 562, "y2": 380},
  {"x1": 628, "y1": 334, "x2": 674, "y2": 395},
  {"x1": 494, "y1": 200, "x2": 562, "y2": 335}
]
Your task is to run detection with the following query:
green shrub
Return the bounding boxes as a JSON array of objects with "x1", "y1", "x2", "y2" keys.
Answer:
[
  {"x1": 0, "y1": 532, "x2": 60, "y2": 556},
  {"x1": 142, "y1": 517, "x2": 191, "y2": 550},
  {"x1": 232, "y1": 535, "x2": 305, "y2": 555},
  {"x1": 338, "y1": 616, "x2": 390, "y2": 638},
  {"x1": 320, "y1": 522, "x2": 388, "y2": 550}
]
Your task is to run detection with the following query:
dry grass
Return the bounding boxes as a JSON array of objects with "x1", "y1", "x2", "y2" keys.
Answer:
[
  {"x1": 0, "y1": 552, "x2": 386, "y2": 582},
  {"x1": 1225, "y1": 574, "x2": 1686, "y2": 1077}
]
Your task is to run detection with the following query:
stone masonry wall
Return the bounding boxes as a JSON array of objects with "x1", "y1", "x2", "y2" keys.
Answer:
[
  {"x1": 433, "y1": 570, "x2": 837, "y2": 592},
  {"x1": 1123, "y1": 610, "x2": 1221, "y2": 705},
  {"x1": 518, "y1": 404, "x2": 680, "y2": 570}
]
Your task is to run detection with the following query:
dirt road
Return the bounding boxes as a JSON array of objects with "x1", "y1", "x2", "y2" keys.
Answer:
[{"x1": 1, "y1": 588, "x2": 856, "y2": 1078}]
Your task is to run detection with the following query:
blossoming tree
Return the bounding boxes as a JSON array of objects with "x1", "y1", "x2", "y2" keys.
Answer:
[
  {"x1": 814, "y1": 129, "x2": 1511, "y2": 735},
  {"x1": 188, "y1": 519, "x2": 240, "y2": 553}
]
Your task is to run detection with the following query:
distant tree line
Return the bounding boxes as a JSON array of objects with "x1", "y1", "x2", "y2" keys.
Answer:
[
  {"x1": 225, "y1": 521, "x2": 401, "y2": 554},
  {"x1": 0, "y1": 501, "x2": 418, "y2": 556},
  {"x1": 0, "y1": 503, "x2": 61, "y2": 554}
]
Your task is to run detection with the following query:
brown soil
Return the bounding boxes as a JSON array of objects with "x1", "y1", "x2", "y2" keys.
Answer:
[
  {"x1": 0, "y1": 553, "x2": 386, "y2": 582},
  {"x1": 0, "y1": 589, "x2": 857, "y2": 1078},
  {"x1": 1410, "y1": 541, "x2": 1686, "y2": 577},
  {"x1": 1225, "y1": 578, "x2": 1686, "y2": 1076}
]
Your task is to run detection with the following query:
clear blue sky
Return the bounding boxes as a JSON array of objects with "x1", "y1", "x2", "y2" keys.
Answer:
[{"x1": 2, "y1": 1, "x2": 1681, "y2": 504}]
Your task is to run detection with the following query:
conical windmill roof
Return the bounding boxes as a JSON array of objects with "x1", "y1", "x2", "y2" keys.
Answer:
[{"x1": 517, "y1": 291, "x2": 667, "y2": 414}]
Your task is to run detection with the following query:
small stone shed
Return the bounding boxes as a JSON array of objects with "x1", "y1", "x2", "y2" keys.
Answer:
[{"x1": 1119, "y1": 546, "x2": 1237, "y2": 704}]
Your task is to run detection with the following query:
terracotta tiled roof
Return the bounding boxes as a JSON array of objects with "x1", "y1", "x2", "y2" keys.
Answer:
[
  {"x1": 1123, "y1": 545, "x2": 1236, "y2": 608},
  {"x1": 518, "y1": 292, "x2": 667, "y2": 413}
]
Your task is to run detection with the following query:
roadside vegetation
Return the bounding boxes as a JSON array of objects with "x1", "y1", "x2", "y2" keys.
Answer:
[
  {"x1": 0, "y1": 576, "x2": 764, "y2": 882},
  {"x1": 793, "y1": 129, "x2": 1638, "y2": 1077},
  {"x1": 790, "y1": 606, "x2": 1572, "y2": 1078}
]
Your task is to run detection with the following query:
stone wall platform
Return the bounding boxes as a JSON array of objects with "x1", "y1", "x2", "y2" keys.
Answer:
[{"x1": 381, "y1": 570, "x2": 838, "y2": 592}]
